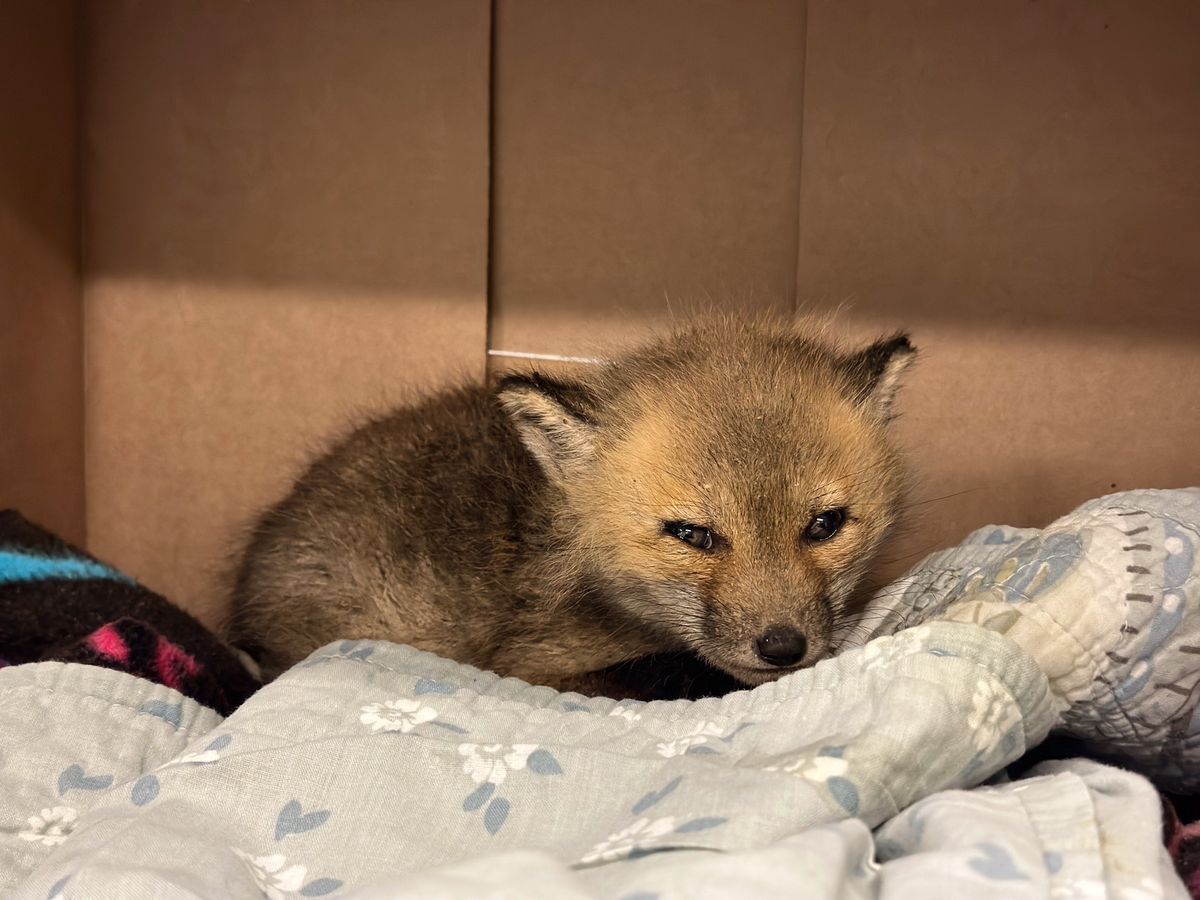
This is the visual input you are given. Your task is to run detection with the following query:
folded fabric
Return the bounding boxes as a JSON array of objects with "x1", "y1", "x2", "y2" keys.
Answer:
[
  {"x1": 0, "y1": 509, "x2": 260, "y2": 714},
  {"x1": 2, "y1": 622, "x2": 1059, "y2": 896},
  {"x1": 838, "y1": 488, "x2": 1200, "y2": 791},
  {"x1": 0, "y1": 627, "x2": 1186, "y2": 898},
  {"x1": 2, "y1": 488, "x2": 1197, "y2": 897}
]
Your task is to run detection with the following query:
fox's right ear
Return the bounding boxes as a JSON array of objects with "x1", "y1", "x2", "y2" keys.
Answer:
[
  {"x1": 497, "y1": 373, "x2": 598, "y2": 484},
  {"x1": 840, "y1": 333, "x2": 917, "y2": 422}
]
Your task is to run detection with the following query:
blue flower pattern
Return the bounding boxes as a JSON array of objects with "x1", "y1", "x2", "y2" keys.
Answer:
[{"x1": 456, "y1": 742, "x2": 564, "y2": 834}]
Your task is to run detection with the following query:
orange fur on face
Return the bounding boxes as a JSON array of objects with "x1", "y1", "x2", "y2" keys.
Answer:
[
  {"x1": 558, "y1": 319, "x2": 913, "y2": 682},
  {"x1": 230, "y1": 315, "x2": 915, "y2": 695}
]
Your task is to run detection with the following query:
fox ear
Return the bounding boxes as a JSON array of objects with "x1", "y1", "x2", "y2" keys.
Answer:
[
  {"x1": 497, "y1": 373, "x2": 598, "y2": 483},
  {"x1": 840, "y1": 334, "x2": 917, "y2": 422}
]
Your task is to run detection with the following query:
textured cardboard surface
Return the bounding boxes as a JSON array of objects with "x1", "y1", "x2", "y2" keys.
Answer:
[
  {"x1": 0, "y1": 0, "x2": 84, "y2": 545},
  {"x1": 82, "y1": 1, "x2": 491, "y2": 624},
  {"x1": 84, "y1": 287, "x2": 484, "y2": 626},
  {"x1": 858, "y1": 322, "x2": 1200, "y2": 584},
  {"x1": 488, "y1": 0, "x2": 805, "y2": 358},
  {"x1": 795, "y1": 1, "x2": 1200, "y2": 337},
  {"x1": 795, "y1": 0, "x2": 1200, "y2": 579}
]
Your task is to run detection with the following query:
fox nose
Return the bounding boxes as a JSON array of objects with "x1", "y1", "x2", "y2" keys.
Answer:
[{"x1": 755, "y1": 625, "x2": 808, "y2": 667}]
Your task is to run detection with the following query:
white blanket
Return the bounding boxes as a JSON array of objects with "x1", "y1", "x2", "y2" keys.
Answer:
[{"x1": 3, "y1": 488, "x2": 1197, "y2": 898}]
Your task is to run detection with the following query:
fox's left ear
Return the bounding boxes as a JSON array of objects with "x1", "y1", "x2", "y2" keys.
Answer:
[
  {"x1": 840, "y1": 334, "x2": 917, "y2": 422},
  {"x1": 496, "y1": 372, "x2": 599, "y2": 485}
]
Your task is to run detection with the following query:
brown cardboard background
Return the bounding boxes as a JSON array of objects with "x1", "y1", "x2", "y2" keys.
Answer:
[
  {"x1": 794, "y1": 0, "x2": 1200, "y2": 578},
  {"x1": 0, "y1": 0, "x2": 84, "y2": 545},
  {"x1": 489, "y1": 0, "x2": 806, "y2": 359},
  {"x1": 796, "y1": 0, "x2": 1200, "y2": 336},
  {"x1": 82, "y1": 1, "x2": 491, "y2": 625}
]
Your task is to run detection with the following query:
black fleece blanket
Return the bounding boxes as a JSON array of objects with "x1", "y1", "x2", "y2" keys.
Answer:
[{"x1": 0, "y1": 510, "x2": 259, "y2": 714}]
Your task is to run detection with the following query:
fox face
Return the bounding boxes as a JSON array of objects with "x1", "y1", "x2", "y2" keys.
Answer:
[{"x1": 499, "y1": 319, "x2": 916, "y2": 685}]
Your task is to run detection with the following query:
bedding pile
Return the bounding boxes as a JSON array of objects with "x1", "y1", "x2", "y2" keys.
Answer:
[
  {"x1": 0, "y1": 510, "x2": 259, "y2": 714},
  {"x1": 1, "y1": 488, "x2": 1198, "y2": 898}
]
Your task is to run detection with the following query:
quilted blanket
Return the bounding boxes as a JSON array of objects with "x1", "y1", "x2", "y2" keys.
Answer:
[{"x1": 2, "y1": 488, "x2": 1198, "y2": 898}]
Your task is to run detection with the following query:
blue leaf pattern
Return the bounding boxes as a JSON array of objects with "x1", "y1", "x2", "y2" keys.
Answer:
[
  {"x1": 276, "y1": 800, "x2": 332, "y2": 840},
  {"x1": 484, "y1": 797, "x2": 510, "y2": 835},
  {"x1": 675, "y1": 816, "x2": 727, "y2": 833},
  {"x1": 526, "y1": 749, "x2": 562, "y2": 775},
  {"x1": 827, "y1": 777, "x2": 860, "y2": 815},
  {"x1": 300, "y1": 878, "x2": 344, "y2": 896},
  {"x1": 206, "y1": 734, "x2": 232, "y2": 752},
  {"x1": 415, "y1": 678, "x2": 457, "y2": 695},
  {"x1": 968, "y1": 843, "x2": 1028, "y2": 880},
  {"x1": 463, "y1": 782, "x2": 495, "y2": 812},
  {"x1": 58, "y1": 764, "x2": 113, "y2": 795},
  {"x1": 138, "y1": 700, "x2": 183, "y2": 729},
  {"x1": 131, "y1": 774, "x2": 160, "y2": 806},
  {"x1": 633, "y1": 776, "x2": 682, "y2": 814}
]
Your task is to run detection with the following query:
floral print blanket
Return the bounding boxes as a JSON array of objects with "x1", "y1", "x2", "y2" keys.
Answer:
[{"x1": 2, "y1": 488, "x2": 1198, "y2": 898}]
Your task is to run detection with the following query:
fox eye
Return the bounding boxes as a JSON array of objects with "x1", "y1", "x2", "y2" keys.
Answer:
[
  {"x1": 804, "y1": 508, "x2": 846, "y2": 543},
  {"x1": 664, "y1": 521, "x2": 716, "y2": 552}
]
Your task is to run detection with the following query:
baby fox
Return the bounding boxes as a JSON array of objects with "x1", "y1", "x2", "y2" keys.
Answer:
[{"x1": 227, "y1": 318, "x2": 916, "y2": 695}]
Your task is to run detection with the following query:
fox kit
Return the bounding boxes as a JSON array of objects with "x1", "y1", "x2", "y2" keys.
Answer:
[{"x1": 227, "y1": 318, "x2": 916, "y2": 696}]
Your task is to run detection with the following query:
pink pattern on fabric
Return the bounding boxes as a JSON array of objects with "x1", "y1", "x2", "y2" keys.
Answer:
[
  {"x1": 155, "y1": 635, "x2": 202, "y2": 689},
  {"x1": 87, "y1": 624, "x2": 131, "y2": 665}
]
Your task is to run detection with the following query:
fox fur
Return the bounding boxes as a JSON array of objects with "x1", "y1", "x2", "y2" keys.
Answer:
[{"x1": 226, "y1": 318, "x2": 916, "y2": 697}]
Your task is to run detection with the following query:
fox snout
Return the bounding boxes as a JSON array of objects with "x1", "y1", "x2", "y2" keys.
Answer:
[
  {"x1": 692, "y1": 576, "x2": 836, "y2": 683},
  {"x1": 754, "y1": 624, "x2": 809, "y2": 667},
  {"x1": 740, "y1": 614, "x2": 831, "y2": 675}
]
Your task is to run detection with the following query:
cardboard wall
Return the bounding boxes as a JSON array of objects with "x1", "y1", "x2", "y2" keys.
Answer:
[
  {"x1": 794, "y1": 0, "x2": 1200, "y2": 576},
  {"x1": 0, "y1": 0, "x2": 84, "y2": 546},
  {"x1": 2, "y1": 2, "x2": 1197, "y2": 625},
  {"x1": 81, "y1": 1, "x2": 491, "y2": 625},
  {"x1": 489, "y1": 0, "x2": 805, "y2": 358}
]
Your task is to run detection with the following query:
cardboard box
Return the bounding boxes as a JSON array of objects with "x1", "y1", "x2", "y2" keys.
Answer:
[{"x1": 3, "y1": 1, "x2": 1198, "y2": 630}]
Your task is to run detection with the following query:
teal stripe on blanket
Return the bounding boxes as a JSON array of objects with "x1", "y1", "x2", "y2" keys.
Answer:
[{"x1": 0, "y1": 550, "x2": 135, "y2": 585}]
